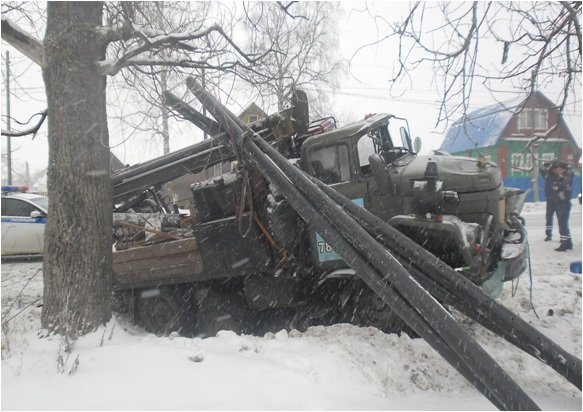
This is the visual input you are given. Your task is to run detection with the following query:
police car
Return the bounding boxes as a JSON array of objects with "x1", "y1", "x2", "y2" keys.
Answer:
[{"x1": 1, "y1": 186, "x2": 48, "y2": 256}]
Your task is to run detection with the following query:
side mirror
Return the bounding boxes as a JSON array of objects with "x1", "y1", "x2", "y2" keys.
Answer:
[
  {"x1": 414, "y1": 137, "x2": 422, "y2": 153},
  {"x1": 369, "y1": 153, "x2": 392, "y2": 195},
  {"x1": 30, "y1": 210, "x2": 44, "y2": 219}
]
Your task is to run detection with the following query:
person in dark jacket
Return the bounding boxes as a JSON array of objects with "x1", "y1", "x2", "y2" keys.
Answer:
[
  {"x1": 552, "y1": 162, "x2": 574, "y2": 251},
  {"x1": 541, "y1": 161, "x2": 559, "y2": 241}
]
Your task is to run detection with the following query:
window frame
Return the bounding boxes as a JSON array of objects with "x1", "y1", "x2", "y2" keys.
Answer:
[
  {"x1": 309, "y1": 144, "x2": 351, "y2": 185},
  {"x1": 517, "y1": 108, "x2": 548, "y2": 130}
]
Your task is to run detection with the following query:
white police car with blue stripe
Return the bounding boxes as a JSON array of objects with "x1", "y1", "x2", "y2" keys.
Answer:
[{"x1": 1, "y1": 186, "x2": 48, "y2": 256}]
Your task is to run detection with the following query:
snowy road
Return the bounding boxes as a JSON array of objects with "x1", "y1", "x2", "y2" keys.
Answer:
[
  {"x1": 522, "y1": 201, "x2": 581, "y2": 276},
  {"x1": 1, "y1": 203, "x2": 581, "y2": 410}
]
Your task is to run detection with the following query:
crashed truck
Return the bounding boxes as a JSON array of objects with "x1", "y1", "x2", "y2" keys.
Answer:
[
  {"x1": 111, "y1": 79, "x2": 581, "y2": 410},
  {"x1": 111, "y1": 88, "x2": 527, "y2": 337}
]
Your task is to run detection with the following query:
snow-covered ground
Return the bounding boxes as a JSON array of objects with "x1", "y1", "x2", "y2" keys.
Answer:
[{"x1": 2, "y1": 202, "x2": 581, "y2": 410}]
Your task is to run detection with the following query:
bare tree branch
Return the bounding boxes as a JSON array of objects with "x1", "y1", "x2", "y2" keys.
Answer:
[
  {"x1": 98, "y1": 23, "x2": 276, "y2": 76},
  {"x1": 1, "y1": 15, "x2": 43, "y2": 66},
  {"x1": 276, "y1": 2, "x2": 308, "y2": 20},
  {"x1": 561, "y1": 1, "x2": 581, "y2": 55},
  {"x1": 369, "y1": 2, "x2": 582, "y2": 127},
  {"x1": 241, "y1": 1, "x2": 342, "y2": 116},
  {"x1": 1, "y1": 110, "x2": 47, "y2": 137}
]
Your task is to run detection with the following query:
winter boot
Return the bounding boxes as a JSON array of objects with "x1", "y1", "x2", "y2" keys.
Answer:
[
  {"x1": 555, "y1": 240, "x2": 573, "y2": 252},
  {"x1": 544, "y1": 235, "x2": 552, "y2": 241}
]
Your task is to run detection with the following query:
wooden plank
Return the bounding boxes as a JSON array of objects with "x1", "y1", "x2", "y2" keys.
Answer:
[
  {"x1": 113, "y1": 238, "x2": 198, "y2": 262},
  {"x1": 113, "y1": 252, "x2": 202, "y2": 275},
  {"x1": 114, "y1": 256, "x2": 204, "y2": 289},
  {"x1": 113, "y1": 238, "x2": 204, "y2": 289}
]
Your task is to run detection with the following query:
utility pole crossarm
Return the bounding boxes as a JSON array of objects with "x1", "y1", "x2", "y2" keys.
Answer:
[{"x1": 1, "y1": 15, "x2": 44, "y2": 67}]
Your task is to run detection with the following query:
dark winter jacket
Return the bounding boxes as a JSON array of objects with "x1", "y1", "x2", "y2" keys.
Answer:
[
  {"x1": 540, "y1": 164, "x2": 558, "y2": 199},
  {"x1": 552, "y1": 170, "x2": 574, "y2": 203}
]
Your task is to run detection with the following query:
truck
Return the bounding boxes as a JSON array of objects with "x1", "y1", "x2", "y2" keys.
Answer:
[
  {"x1": 110, "y1": 87, "x2": 527, "y2": 337},
  {"x1": 109, "y1": 79, "x2": 580, "y2": 409}
]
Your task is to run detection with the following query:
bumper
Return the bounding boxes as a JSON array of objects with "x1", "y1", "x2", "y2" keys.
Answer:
[{"x1": 388, "y1": 214, "x2": 484, "y2": 279}]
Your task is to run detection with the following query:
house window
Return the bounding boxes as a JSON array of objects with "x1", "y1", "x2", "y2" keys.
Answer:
[
  {"x1": 248, "y1": 115, "x2": 259, "y2": 123},
  {"x1": 541, "y1": 153, "x2": 555, "y2": 162},
  {"x1": 535, "y1": 109, "x2": 548, "y2": 129},
  {"x1": 517, "y1": 108, "x2": 548, "y2": 130},
  {"x1": 511, "y1": 153, "x2": 533, "y2": 175}
]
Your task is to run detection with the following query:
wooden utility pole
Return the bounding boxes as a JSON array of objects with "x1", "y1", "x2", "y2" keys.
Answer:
[
  {"x1": 529, "y1": 74, "x2": 540, "y2": 203},
  {"x1": 160, "y1": 69, "x2": 170, "y2": 154},
  {"x1": 530, "y1": 142, "x2": 540, "y2": 203},
  {"x1": 5, "y1": 50, "x2": 12, "y2": 185}
]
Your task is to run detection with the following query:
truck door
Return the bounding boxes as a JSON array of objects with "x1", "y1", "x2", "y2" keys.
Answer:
[
  {"x1": 309, "y1": 143, "x2": 368, "y2": 203},
  {"x1": 307, "y1": 143, "x2": 368, "y2": 265},
  {"x1": 355, "y1": 129, "x2": 405, "y2": 221}
]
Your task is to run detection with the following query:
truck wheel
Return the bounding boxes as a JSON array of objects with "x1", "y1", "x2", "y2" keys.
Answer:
[
  {"x1": 112, "y1": 290, "x2": 132, "y2": 314},
  {"x1": 135, "y1": 286, "x2": 196, "y2": 336},
  {"x1": 196, "y1": 288, "x2": 244, "y2": 337},
  {"x1": 342, "y1": 281, "x2": 409, "y2": 334}
]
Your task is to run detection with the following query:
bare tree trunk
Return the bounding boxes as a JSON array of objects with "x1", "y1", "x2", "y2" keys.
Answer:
[{"x1": 41, "y1": 1, "x2": 112, "y2": 338}]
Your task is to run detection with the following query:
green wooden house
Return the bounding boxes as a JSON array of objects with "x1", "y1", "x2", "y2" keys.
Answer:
[{"x1": 440, "y1": 91, "x2": 581, "y2": 202}]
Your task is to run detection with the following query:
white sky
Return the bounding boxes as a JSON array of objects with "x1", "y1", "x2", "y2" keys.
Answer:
[{"x1": 1, "y1": 2, "x2": 581, "y2": 183}]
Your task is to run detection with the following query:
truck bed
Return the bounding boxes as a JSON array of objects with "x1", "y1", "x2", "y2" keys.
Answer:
[{"x1": 112, "y1": 214, "x2": 273, "y2": 290}]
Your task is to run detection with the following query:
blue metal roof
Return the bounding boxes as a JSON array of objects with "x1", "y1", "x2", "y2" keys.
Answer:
[{"x1": 440, "y1": 96, "x2": 526, "y2": 153}]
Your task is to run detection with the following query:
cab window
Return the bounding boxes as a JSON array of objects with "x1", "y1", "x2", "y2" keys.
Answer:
[
  {"x1": 310, "y1": 145, "x2": 350, "y2": 185},
  {"x1": 2, "y1": 198, "x2": 41, "y2": 217},
  {"x1": 356, "y1": 135, "x2": 376, "y2": 176}
]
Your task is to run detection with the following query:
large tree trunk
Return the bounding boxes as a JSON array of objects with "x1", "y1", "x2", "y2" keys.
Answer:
[{"x1": 41, "y1": 1, "x2": 112, "y2": 337}]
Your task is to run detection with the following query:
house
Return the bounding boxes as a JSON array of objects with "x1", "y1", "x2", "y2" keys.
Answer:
[
  {"x1": 238, "y1": 102, "x2": 267, "y2": 125},
  {"x1": 440, "y1": 91, "x2": 581, "y2": 202}
]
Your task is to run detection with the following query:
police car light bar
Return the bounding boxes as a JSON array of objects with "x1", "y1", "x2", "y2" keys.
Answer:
[{"x1": 1, "y1": 185, "x2": 29, "y2": 193}]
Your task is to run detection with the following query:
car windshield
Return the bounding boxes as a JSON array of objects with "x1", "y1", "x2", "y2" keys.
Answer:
[{"x1": 29, "y1": 196, "x2": 48, "y2": 211}]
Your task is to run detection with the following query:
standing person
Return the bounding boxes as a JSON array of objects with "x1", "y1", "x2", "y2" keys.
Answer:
[
  {"x1": 552, "y1": 162, "x2": 574, "y2": 251},
  {"x1": 541, "y1": 161, "x2": 558, "y2": 241}
]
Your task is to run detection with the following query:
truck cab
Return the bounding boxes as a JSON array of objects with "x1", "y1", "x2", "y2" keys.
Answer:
[
  {"x1": 299, "y1": 113, "x2": 527, "y2": 291},
  {"x1": 300, "y1": 114, "x2": 414, "y2": 221}
]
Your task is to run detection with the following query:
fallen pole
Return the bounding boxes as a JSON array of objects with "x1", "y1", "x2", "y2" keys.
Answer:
[{"x1": 112, "y1": 137, "x2": 233, "y2": 201}]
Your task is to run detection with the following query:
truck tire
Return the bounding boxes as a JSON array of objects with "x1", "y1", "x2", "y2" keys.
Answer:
[
  {"x1": 135, "y1": 286, "x2": 196, "y2": 336},
  {"x1": 196, "y1": 288, "x2": 245, "y2": 337},
  {"x1": 341, "y1": 281, "x2": 408, "y2": 334}
]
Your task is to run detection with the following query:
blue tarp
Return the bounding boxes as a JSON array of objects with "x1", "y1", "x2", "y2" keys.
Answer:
[{"x1": 441, "y1": 96, "x2": 526, "y2": 153}]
